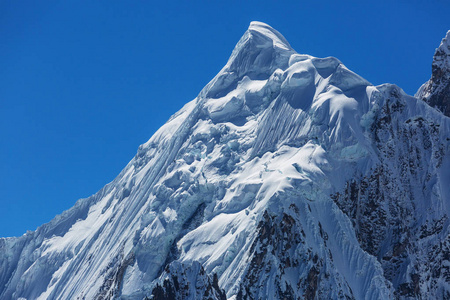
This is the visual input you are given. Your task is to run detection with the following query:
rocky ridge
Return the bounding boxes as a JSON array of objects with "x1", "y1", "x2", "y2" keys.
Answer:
[{"x1": 416, "y1": 30, "x2": 450, "y2": 117}]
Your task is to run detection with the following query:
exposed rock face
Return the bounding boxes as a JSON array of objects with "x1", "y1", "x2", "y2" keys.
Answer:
[
  {"x1": 334, "y1": 85, "x2": 449, "y2": 298},
  {"x1": 0, "y1": 22, "x2": 449, "y2": 300},
  {"x1": 149, "y1": 262, "x2": 226, "y2": 300},
  {"x1": 236, "y1": 209, "x2": 355, "y2": 300},
  {"x1": 416, "y1": 31, "x2": 450, "y2": 117}
]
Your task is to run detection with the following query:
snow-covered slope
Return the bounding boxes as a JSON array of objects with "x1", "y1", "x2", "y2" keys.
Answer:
[{"x1": 1, "y1": 22, "x2": 449, "y2": 300}]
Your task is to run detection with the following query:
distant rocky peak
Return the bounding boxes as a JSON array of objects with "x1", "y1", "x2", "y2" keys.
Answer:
[
  {"x1": 416, "y1": 30, "x2": 450, "y2": 117},
  {"x1": 432, "y1": 30, "x2": 450, "y2": 77}
]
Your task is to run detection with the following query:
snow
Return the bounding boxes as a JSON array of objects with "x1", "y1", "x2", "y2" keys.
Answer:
[
  {"x1": 162, "y1": 207, "x2": 177, "y2": 223},
  {"x1": 248, "y1": 21, "x2": 292, "y2": 51},
  {"x1": 1, "y1": 22, "x2": 449, "y2": 300}
]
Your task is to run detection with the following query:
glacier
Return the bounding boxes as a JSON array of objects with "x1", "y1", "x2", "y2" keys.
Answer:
[{"x1": 1, "y1": 21, "x2": 449, "y2": 299}]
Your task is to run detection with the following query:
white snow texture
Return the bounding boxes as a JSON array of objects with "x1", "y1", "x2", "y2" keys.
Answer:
[{"x1": 1, "y1": 22, "x2": 449, "y2": 300}]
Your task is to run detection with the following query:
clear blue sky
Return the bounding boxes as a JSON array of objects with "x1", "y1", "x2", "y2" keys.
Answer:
[{"x1": 1, "y1": 0, "x2": 448, "y2": 237}]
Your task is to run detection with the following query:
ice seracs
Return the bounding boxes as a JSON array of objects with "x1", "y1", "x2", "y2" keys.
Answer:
[{"x1": 1, "y1": 22, "x2": 449, "y2": 300}]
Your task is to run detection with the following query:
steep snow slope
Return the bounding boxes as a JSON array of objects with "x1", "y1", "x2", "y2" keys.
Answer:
[{"x1": 1, "y1": 22, "x2": 449, "y2": 300}]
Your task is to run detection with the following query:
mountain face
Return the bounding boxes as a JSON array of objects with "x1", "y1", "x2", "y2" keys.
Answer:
[
  {"x1": 416, "y1": 30, "x2": 450, "y2": 117},
  {"x1": 1, "y1": 22, "x2": 449, "y2": 300}
]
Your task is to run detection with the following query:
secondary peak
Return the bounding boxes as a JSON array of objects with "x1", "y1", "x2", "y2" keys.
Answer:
[{"x1": 247, "y1": 21, "x2": 292, "y2": 51}]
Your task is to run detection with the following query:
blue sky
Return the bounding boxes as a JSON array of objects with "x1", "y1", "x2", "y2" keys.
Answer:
[{"x1": 0, "y1": 0, "x2": 448, "y2": 237}]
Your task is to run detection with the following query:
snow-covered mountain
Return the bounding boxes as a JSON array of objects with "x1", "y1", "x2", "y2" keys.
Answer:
[
  {"x1": 417, "y1": 30, "x2": 450, "y2": 117},
  {"x1": 1, "y1": 22, "x2": 449, "y2": 300}
]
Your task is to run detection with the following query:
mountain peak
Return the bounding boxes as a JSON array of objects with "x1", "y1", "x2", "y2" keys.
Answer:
[
  {"x1": 416, "y1": 30, "x2": 450, "y2": 116},
  {"x1": 202, "y1": 22, "x2": 295, "y2": 99},
  {"x1": 247, "y1": 21, "x2": 292, "y2": 51},
  {"x1": 432, "y1": 30, "x2": 450, "y2": 78},
  {"x1": 221, "y1": 22, "x2": 295, "y2": 79}
]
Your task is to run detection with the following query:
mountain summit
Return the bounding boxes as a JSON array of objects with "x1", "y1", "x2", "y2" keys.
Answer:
[
  {"x1": 1, "y1": 22, "x2": 449, "y2": 300},
  {"x1": 416, "y1": 30, "x2": 450, "y2": 116}
]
